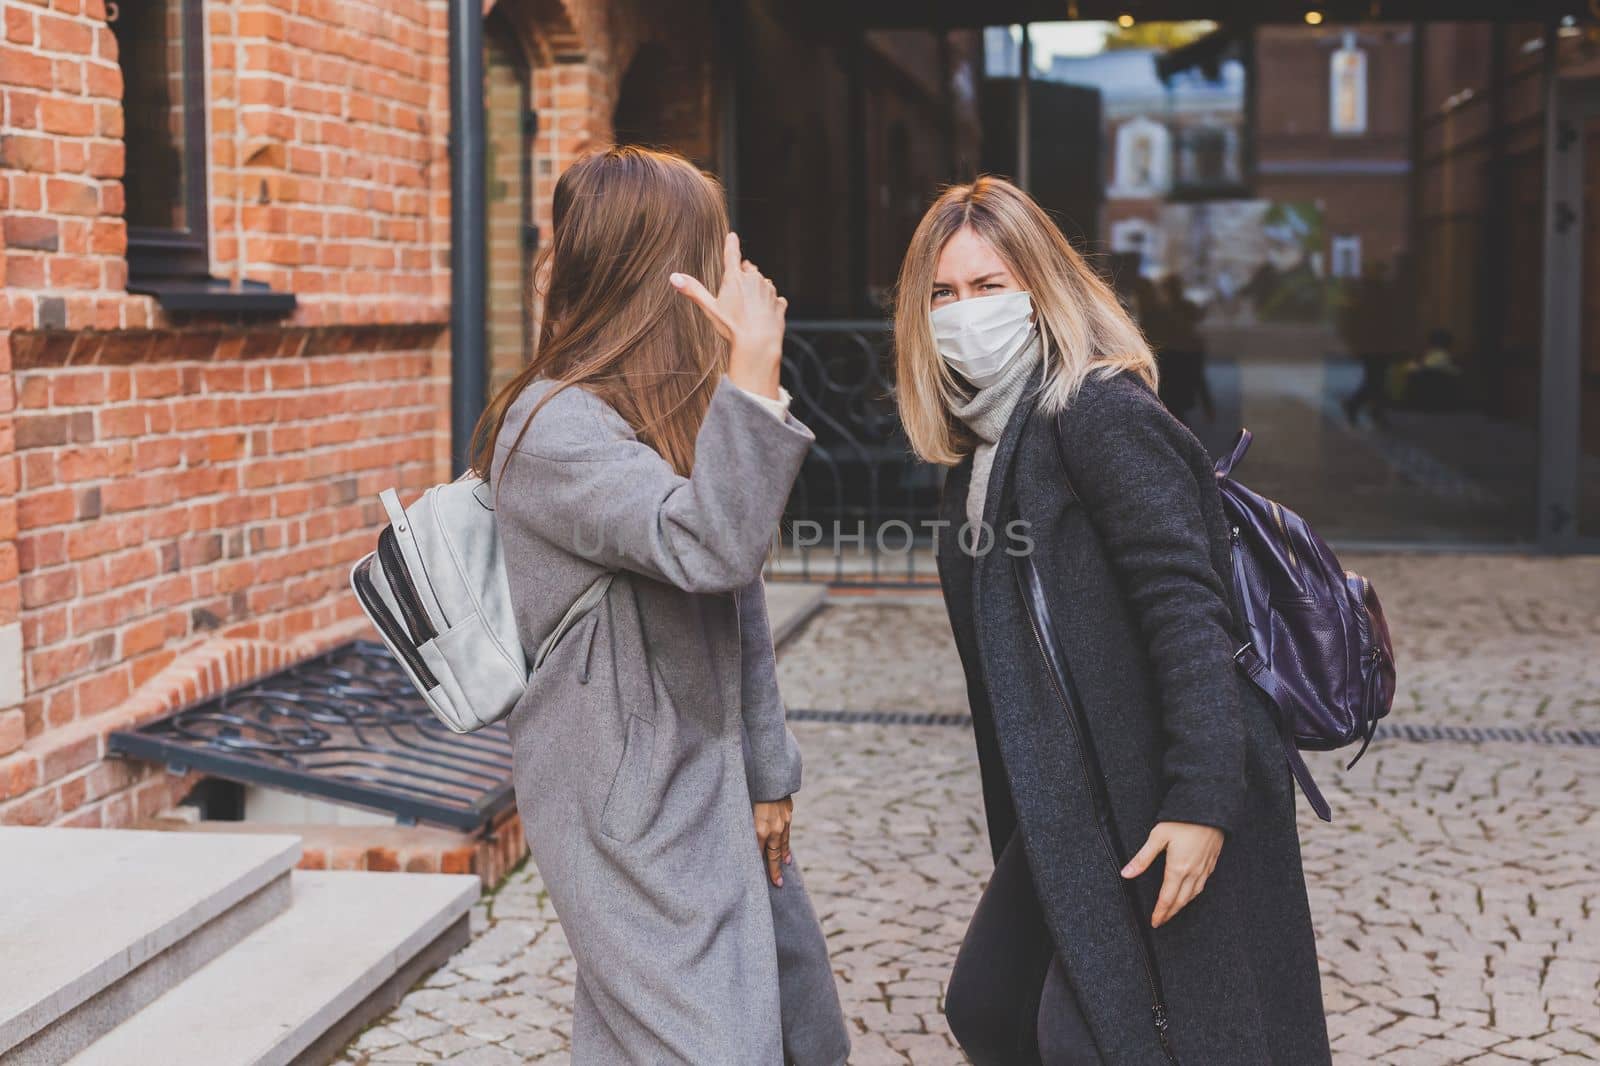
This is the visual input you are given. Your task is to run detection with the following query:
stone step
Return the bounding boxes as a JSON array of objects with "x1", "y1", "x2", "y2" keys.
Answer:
[
  {"x1": 67, "y1": 870, "x2": 479, "y2": 1066},
  {"x1": 765, "y1": 582, "x2": 827, "y2": 647},
  {"x1": 0, "y1": 827, "x2": 302, "y2": 1064}
]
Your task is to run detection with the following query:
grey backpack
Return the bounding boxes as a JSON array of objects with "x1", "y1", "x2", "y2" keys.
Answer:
[{"x1": 349, "y1": 474, "x2": 613, "y2": 733}]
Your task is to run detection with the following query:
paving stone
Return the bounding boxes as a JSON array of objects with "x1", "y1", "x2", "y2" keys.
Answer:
[
  {"x1": 1492, "y1": 1037, "x2": 1569, "y2": 1061},
  {"x1": 418, "y1": 1032, "x2": 481, "y2": 1057},
  {"x1": 1546, "y1": 1028, "x2": 1600, "y2": 1054},
  {"x1": 440, "y1": 1047, "x2": 524, "y2": 1065},
  {"x1": 367, "y1": 1048, "x2": 438, "y2": 1064},
  {"x1": 353, "y1": 1026, "x2": 405, "y2": 1051}
]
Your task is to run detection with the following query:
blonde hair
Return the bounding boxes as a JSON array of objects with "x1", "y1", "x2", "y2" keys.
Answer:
[{"x1": 892, "y1": 176, "x2": 1157, "y2": 465}]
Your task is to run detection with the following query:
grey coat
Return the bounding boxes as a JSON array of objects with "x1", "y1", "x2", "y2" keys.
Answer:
[
  {"x1": 490, "y1": 377, "x2": 849, "y2": 1066},
  {"x1": 936, "y1": 369, "x2": 1330, "y2": 1065}
]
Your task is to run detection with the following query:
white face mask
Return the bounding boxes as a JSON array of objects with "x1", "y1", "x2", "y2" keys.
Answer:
[{"x1": 930, "y1": 290, "x2": 1035, "y2": 388}]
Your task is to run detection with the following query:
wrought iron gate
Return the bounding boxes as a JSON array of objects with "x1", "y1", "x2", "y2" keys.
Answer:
[{"x1": 774, "y1": 321, "x2": 943, "y2": 586}]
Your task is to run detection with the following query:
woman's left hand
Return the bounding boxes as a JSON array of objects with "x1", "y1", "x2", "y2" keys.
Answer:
[
  {"x1": 1121, "y1": 821, "x2": 1223, "y2": 928},
  {"x1": 753, "y1": 797, "x2": 794, "y2": 888}
]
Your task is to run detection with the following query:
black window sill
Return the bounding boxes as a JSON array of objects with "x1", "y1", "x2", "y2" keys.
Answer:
[{"x1": 129, "y1": 277, "x2": 297, "y2": 316}]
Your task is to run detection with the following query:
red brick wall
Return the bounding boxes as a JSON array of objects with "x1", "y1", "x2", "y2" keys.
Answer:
[
  {"x1": 206, "y1": 3, "x2": 446, "y2": 324},
  {"x1": 3, "y1": 0, "x2": 143, "y2": 333},
  {"x1": 1254, "y1": 24, "x2": 1415, "y2": 293},
  {"x1": 10, "y1": 327, "x2": 443, "y2": 730},
  {"x1": 0, "y1": 0, "x2": 455, "y2": 333},
  {"x1": 2, "y1": 178, "x2": 22, "y2": 763},
  {"x1": 1, "y1": 323, "x2": 447, "y2": 826},
  {"x1": 0, "y1": 0, "x2": 720, "y2": 832},
  {"x1": 485, "y1": 27, "x2": 531, "y2": 394}
]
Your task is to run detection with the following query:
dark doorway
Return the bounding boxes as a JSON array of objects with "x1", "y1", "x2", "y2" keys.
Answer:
[
  {"x1": 613, "y1": 41, "x2": 720, "y2": 169},
  {"x1": 614, "y1": 44, "x2": 675, "y2": 147}
]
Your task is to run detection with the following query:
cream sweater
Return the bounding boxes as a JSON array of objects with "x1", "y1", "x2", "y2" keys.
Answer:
[{"x1": 950, "y1": 336, "x2": 1042, "y2": 530}]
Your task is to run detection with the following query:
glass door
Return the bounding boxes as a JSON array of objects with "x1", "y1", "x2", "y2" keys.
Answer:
[
  {"x1": 1579, "y1": 99, "x2": 1600, "y2": 542},
  {"x1": 1540, "y1": 78, "x2": 1600, "y2": 550}
]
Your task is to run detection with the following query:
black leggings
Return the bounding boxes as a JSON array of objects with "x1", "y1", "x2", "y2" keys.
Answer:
[{"x1": 945, "y1": 833, "x2": 1103, "y2": 1066}]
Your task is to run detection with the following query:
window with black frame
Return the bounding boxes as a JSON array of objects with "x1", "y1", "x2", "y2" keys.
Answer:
[
  {"x1": 111, "y1": 0, "x2": 205, "y2": 276},
  {"x1": 110, "y1": 0, "x2": 293, "y2": 312}
]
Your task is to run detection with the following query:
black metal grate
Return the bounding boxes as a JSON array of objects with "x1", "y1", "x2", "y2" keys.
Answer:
[
  {"x1": 787, "y1": 709, "x2": 1600, "y2": 747},
  {"x1": 110, "y1": 641, "x2": 515, "y2": 831},
  {"x1": 789, "y1": 708, "x2": 975, "y2": 727}
]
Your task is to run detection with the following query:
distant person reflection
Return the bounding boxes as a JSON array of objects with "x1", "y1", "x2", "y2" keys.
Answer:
[
  {"x1": 1147, "y1": 274, "x2": 1215, "y2": 428},
  {"x1": 1340, "y1": 263, "x2": 1402, "y2": 428},
  {"x1": 1400, "y1": 328, "x2": 1464, "y2": 413}
]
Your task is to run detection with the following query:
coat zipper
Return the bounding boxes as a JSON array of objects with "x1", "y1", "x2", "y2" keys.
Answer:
[
  {"x1": 353, "y1": 555, "x2": 440, "y2": 690},
  {"x1": 1014, "y1": 561, "x2": 1179, "y2": 1064},
  {"x1": 379, "y1": 525, "x2": 437, "y2": 644}
]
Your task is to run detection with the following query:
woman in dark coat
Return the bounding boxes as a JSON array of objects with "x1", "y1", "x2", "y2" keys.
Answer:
[{"x1": 892, "y1": 177, "x2": 1331, "y2": 1065}]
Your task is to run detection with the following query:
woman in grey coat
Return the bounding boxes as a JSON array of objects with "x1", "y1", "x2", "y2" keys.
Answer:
[
  {"x1": 472, "y1": 148, "x2": 848, "y2": 1065},
  {"x1": 892, "y1": 177, "x2": 1330, "y2": 1065}
]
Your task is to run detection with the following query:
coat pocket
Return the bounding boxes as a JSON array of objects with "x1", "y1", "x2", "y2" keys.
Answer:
[
  {"x1": 577, "y1": 614, "x2": 600, "y2": 684},
  {"x1": 599, "y1": 714, "x2": 656, "y2": 842}
]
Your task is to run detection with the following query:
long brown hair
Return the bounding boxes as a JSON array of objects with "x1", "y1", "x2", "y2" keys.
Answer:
[
  {"x1": 469, "y1": 146, "x2": 730, "y2": 479},
  {"x1": 893, "y1": 177, "x2": 1157, "y2": 466}
]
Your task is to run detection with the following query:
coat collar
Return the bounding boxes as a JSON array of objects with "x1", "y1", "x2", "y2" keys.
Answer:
[{"x1": 939, "y1": 458, "x2": 972, "y2": 538}]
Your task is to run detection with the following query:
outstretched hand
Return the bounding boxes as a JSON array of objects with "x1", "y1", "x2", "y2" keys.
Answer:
[{"x1": 670, "y1": 232, "x2": 787, "y2": 401}]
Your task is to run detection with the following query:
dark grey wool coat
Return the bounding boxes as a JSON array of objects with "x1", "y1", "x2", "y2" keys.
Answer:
[{"x1": 936, "y1": 368, "x2": 1331, "y2": 1066}]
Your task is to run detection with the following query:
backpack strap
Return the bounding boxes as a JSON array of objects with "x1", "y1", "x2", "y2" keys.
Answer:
[
  {"x1": 378, "y1": 487, "x2": 408, "y2": 529},
  {"x1": 1233, "y1": 643, "x2": 1333, "y2": 822},
  {"x1": 1049, "y1": 414, "x2": 1333, "y2": 823},
  {"x1": 1214, "y1": 428, "x2": 1252, "y2": 479}
]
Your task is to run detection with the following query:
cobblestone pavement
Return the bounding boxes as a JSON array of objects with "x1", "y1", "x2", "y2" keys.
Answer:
[{"x1": 339, "y1": 554, "x2": 1600, "y2": 1065}]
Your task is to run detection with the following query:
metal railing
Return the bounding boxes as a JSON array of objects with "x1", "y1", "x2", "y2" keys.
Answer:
[{"x1": 772, "y1": 320, "x2": 943, "y2": 586}]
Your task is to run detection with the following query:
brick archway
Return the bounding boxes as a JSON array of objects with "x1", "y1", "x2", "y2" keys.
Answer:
[{"x1": 611, "y1": 34, "x2": 719, "y2": 169}]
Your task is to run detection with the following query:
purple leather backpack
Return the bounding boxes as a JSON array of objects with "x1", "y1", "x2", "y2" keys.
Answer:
[{"x1": 1215, "y1": 429, "x2": 1397, "y2": 822}]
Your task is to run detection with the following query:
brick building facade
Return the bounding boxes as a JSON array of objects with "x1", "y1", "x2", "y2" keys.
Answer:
[
  {"x1": 0, "y1": 0, "x2": 722, "y2": 835},
  {"x1": 10, "y1": 1, "x2": 1584, "y2": 839},
  {"x1": 1253, "y1": 23, "x2": 1415, "y2": 286}
]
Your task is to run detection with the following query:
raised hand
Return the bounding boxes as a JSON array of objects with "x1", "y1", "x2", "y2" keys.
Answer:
[{"x1": 670, "y1": 232, "x2": 787, "y2": 401}]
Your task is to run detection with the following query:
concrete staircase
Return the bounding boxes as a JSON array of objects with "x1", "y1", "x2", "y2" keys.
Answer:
[{"x1": 0, "y1": 827, "x2": 478, "y2": 1065}]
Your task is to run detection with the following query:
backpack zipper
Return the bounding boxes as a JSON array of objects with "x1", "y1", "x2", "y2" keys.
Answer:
[
  {"x1": 1014, "y1": 561, "x2": 1179, "y2": 1064},
  {"x1": 378, "y1": 525, "x2": 438, "y2": 644},
  {"x1": 353, "y1": 555, "x2": 440, "y2": 690}
]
